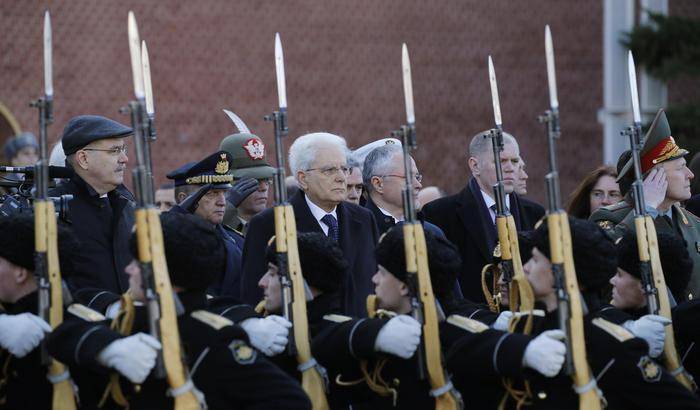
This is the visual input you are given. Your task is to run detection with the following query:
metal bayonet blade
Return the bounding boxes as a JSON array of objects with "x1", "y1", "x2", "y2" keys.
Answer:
[
  {"x1": 545, "y1": 25, "x2": 559, "y2": 110},
  {"x1": 222, "y1": 109, "x2": 251, "y2": 134},
  {"x1": 274, "y1": 33, "x2": 287, "y2": 110},
  {"x1": 488, "y1": 55, "x2": 502, "y2": 127},
  {"x1": 402, "y1": 43, "x2": 415, "y2": 125},
  {"x1": 43, "y1": 10, "x2": 53, "y2": 97},
  {"x1": 628, "y1": 51, "x2": 641, "y2": 125},
  {"x1": 142, "y1": 41, "x2": 154, "y2": 115},
  {"x1": 128, "y1": 11, "x2": 144, "y2": 99}
]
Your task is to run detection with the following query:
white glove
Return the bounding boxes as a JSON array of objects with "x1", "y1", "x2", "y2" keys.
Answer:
[
  {"x1": 240, "y1": 315, "x2": 292, "y2": 356},
  {"x1": 492, "y1": 310, "x2": 514, "y2": 331},
  {"x1": 105, "y1": 301, "x2": 121, "y2": 320},
  {"x1": 623, "y1": 314, "x2": 671, "y2": 358},
  {"x1": 522, "y1": 330, "x2": 566, "y2": 377},
  {"x1": 0, "y1": 313, "x2": 52, "y2": 358},
  {"x1": 374, "y1": 315, "x2": 422, "y2": 359},
  {"x1": 97, "y1": 333, "x2": 161, "y2": 384}
]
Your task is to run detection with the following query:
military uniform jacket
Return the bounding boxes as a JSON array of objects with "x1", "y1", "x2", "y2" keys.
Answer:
[
  {"x1": 46, "y1": 290, "x2": 311, "y2": 410},
  {"x1": 590, "y1": 201, "x2": 700, "y2": 301},
  {"x1": 0, "y1": 292, "x2": 52, "y2": 410},
  {"x1": 207, "y1": 224, "x2": 245, "y2": 298},
  {"x1": 49, "y1": 173, "x2": 136, "y2": 294},
  {"x1": 526, "y1": 307, "x2": 700, "y2": 410},
  {"x1": 240, "y1": 191, "x2": 379, "y2": 316},
  {"x1": 422, "y1": 178, "x2": 545, "y2": 303}
]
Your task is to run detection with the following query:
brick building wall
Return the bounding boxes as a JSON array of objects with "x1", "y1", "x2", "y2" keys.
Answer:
[{"x1": 0, "y1": 1, "x2": 695, "y2": 204}]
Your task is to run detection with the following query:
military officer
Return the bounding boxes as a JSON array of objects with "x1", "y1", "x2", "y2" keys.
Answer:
[
  {"x1": 166, "y1": 151, "x2": 246, "y2": 297},
  {"x1": 219, "y1": 132, "x2": 276, "y2": 234},
  {"x1": 590, "y1": 108, "x2": 700, "y2": 302}
]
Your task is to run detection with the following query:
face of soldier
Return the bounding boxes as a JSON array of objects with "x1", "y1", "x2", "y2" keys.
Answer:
[
  {"x1": 125, "y1": 259, "x2": 146, "y2": 302},
  {"x1": 589, "y1": 175, "x2": 621, "y2": 213},
  {"x1": 472, "y1": 142, "x2": 520, "y2": 196},
  {"x1": 610, "y1": 268, "x2": 645, "y2": 310},
  {"x1": 297, "y1": 145, "x2": 348, "y2": 212},
  {"x1": 372, "y1": 265, "x2": 411, "y2": 314},
  {"x1": 259, "y1": 262, "x2": 282, "y2": 314},
  {"x1": 194, "y1": 189, "x2": 227, "y2": 225},
  {"x1": 11, "y1": 146, "x2": 39, "y2": 167},
  {"x1": 523, "y1": 247, "x2": 555, "y2": 303},
  {"x1": 0, "y1": 256, "x2": 33, "y2": 304},
  {"x1": 660, "y1": 157, "x2": 694, "y2": 202},
  {"x1": 238, "y1": 179, "x2": 271, "y2": 220},
  {"x1": 373, "y1": 154, "x2": 421, "y2": 214},
  {"x1": 76, "y1": 137, "x2": 129, "y2": 194},
  {"x1": 514, "y1": 159, "x2": 527, "y2": 196},
  {"x1": 345, "y1": 167, "x2": 363, "y2": 205},
  {"x1": 155, "y1": 188, "x2": 176, "y2": 213}
]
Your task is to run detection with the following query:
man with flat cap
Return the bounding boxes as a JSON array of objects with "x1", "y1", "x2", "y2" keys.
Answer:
[
  {"x1": 591, "y1": 108, "x2": 700, "y2": 301},
  {"x1": 50, "y1": 115, "x2": 135, "y2": 297},
  {"x1": 219, "y1": 132, "x2": 275, "y2": 235},
  {"x1": 167, "y1": 150, "x2": 246, "y2": 297}
]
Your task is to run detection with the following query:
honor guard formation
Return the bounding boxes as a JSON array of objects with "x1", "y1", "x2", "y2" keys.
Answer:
[{"x1": 3, "y1": 8, "x2": 700, "y2": 410}]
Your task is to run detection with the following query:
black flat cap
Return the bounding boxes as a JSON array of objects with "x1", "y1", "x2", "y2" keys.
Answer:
[
  {"x1": 166, "y1": 151, "x2": 234, "y2": 189},
  {"x1": 61, "y1": 115, "x2": 133, "y2": 155}
]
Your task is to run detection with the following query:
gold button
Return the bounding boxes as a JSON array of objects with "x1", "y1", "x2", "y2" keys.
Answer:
[{"x1": 689, "y1": 293, "x2": 693, "y2": 300}]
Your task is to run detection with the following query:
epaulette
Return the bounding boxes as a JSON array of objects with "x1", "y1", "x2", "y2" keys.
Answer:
[
  {"x1": 191, "y1": 310, "x2": 233, "y2": 330},
  {"x1": 591, "y1": 317, "x2": 634, "y2": 342},
  {"x1": 513, "y1": 309, "x2": 545, "y2": 318},
  {"x1": 67, "y1": 303, "x2": 106, "y2": 322},
  {"x1": 446, "y1": 314, "x2": 489, "y2": 334},
  {"x1": 323, "y1": 314, "x2": 352, "y2": 323}
]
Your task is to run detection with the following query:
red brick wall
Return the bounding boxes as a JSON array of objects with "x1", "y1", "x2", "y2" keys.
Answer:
[{"x1": 0, "y1": 1, "x2": 693, "y2": 204}]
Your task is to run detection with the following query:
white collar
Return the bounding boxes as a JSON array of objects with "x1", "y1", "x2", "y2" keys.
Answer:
[
  {"x1": 305, "y1": 194, "x2": 338, "y2": 223},
  {"x1": 480, "y1": 189, "x2": 510, "y2": 210},
  {"x1": 377, "y1": 204, "x2": 402, "y2": 223}
]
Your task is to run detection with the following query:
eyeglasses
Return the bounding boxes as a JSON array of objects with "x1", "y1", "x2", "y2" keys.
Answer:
[
  {"x1": 590, "y1": 190, "x2": 622, "y2": 202},
  {"x1": 257, "y1": 178, "x2": 274, "y2": 185},
  {"x1": 380, "y1": 173, "x2": 423, "y2": 183},
  {"x1": 82, "y1": 146, "x2": 128, "y2": 156},
  {"x1": 306, "y1": 166, "x2": 350, "y2": 177}
]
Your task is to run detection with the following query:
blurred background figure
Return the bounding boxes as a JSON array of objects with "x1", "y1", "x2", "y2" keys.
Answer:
[
  {"x1": 155, "y1": 183, "x2": 176, "y2": 212},
  {"x1": 416, "y1": 186, "x2": 446, "y2": 210},
  {"x1": 685, "y1": 153, "x2": 700, "y2": 216},
  {"x1": 3, "y1": 132, "x2": 38, "y2": 167},
  {"x1": 345, "y1": 155, "x2": 363, "y2": 205},
  {"x1": 514, "y1": 158, "x2": 528, "y2": 196},
  {"x1": 285, "y1": 175, "x2": 299, "y2": 199},
  {"x1": 567, "y1": 165, "x2": 621, "y2": 219}
]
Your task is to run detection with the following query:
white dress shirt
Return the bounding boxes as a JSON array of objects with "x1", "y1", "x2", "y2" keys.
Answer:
[
  {"x1": 480, "y1": 189, "x2": 511, "y2": 225},
  {"x1": 305, "y1": 195, "x2": 338, "y2": 236}
]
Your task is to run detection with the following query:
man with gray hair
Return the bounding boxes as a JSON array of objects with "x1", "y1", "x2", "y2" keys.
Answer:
[
  {"x1": 422, "y1": 131, "x2": 544, "y2": 303},
  {"x1": 240, "y1": 132, "x2": 379, "y2": 316}
]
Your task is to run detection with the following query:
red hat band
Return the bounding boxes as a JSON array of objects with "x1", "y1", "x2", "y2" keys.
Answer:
[{"x1": 641, "y1": 136, "x2": 680, "y2": 173}]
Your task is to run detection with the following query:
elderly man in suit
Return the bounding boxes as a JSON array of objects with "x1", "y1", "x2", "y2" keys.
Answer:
[
  {"x1": 422, "y1": 131, "x2": 544, "y2": 303},
  {"x1": 240, "y1": 132, "x2": 379, "y2": 317}
]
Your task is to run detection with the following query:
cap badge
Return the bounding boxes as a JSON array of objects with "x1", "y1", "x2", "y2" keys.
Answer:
[
  {"x1": 216, "y1": 153, "x2": 229, "y2": 174},
  {"x1": 243, "y1": 138, "x2": 265, "y2": 160}
]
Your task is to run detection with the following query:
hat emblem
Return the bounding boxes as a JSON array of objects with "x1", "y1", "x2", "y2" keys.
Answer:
[
  {"x1": 243, "y1": 138, "x2": 265, "y2": 160},
  {"x1": 216, "y1": 153, "x2": 229, "y2": 174}
]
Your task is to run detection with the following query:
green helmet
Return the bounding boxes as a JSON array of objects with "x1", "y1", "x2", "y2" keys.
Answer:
[{"x1": 219, "y1": 133, "x2": 275, "y2": 180}]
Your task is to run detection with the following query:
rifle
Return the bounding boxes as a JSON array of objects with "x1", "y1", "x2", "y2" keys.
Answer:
[
  {"x1": 263, "y1": 32, "x2": 329, "y2": 410},
  {"x1": 486, "y1": 56, "x2": 535, "y2": 333},
  {"x1": 393, "y1": 43, "x2": 462, "y2": 410},
  {"x1": 538, "y1": 25, "x2": 603, "y2": 409},
  {"x1": 624, "y1": 51, "x2": 696, "y2": 391},
  {"x1": 126, "y1": 11, "x2": 202, "y2": 409},
  {"x1": 30, "y1": 10, "x2": 78, "y2": 410}
]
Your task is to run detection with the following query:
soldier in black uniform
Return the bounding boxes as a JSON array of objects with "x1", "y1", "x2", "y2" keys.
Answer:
[
  {"x1": 47, "y1": 212, "x2": 310, "y2": 409},
  {"x1": 519, "y1": 217, "x2": 700, "y2": 409},
  {"x1": 166, "y1": 151, "x2": 246, "y2": 298},
  {"x1": 0, "y1": 214, "x2": 80, "y2": 409},
  {"x1": 49, "y1": 115, "x2": 135, "y2": 299}
]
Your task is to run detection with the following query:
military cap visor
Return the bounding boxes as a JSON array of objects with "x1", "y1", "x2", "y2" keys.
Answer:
[
  {"x1": 616, "y1": 109, "x2": 689, "y2": 182},
  {"x1": 166, "y1": 151, "x2": 234, "y2": 189},
  {"x1": 220, "y1": 133, "x2": 275, "y2": 180},
  {"x1": 61, "y1": 115, "x2": 133, "y2": 156}
]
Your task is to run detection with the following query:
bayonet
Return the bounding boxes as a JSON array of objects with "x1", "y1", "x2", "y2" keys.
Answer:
[
  {"x1": 128, "y1": 11, "x2": 144, "y2": 100},
  {"x1": 488, "y1": 56, "x2": 502, "y2": 128},
  {"x1": 545, "y1": 25, "x2": 558, "y2": 111},
  {"x1": 223, "y1": 109, "x2": 251, "y2": 134},
  {"x1": 275, "y1": 33, "x2": 287, "y2": 111},
  {"x1": 142, "y1": 40, "x2": 155, "y2": 117},
  {"x1": 628, "y1": 51, "x2": 641, "y2": 126},
  {"x1": 402, "y1": 43, "x2": 415, "y2": 125},
  {"x1": 43, "y1": 11, "x2": 53, "y2": 99}
]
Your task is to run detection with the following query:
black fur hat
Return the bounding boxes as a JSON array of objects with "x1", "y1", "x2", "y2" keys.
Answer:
[
  {"x1": 519, "y1": 217, "x2": 618, "y2": 292},
  {"x1": 130, "y1": 212, "x2": 225, "y2": 291},
  {"x1": 375, "y1": 225, "x2": 462, "y2": 300},
  {"x1": 0, "y1": 214, "x2": 79, "y2": 277},
  {"x1": 617, "y1": 231, "x2": 692, "y2": 299},
  {"x1": 265, "y1": 232, "x2": 347, "y2": 294}
]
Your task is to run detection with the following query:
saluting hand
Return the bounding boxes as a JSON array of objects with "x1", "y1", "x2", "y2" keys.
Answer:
[{"x1": 643, "y1": 168, "x2": 668, "y2": 209}]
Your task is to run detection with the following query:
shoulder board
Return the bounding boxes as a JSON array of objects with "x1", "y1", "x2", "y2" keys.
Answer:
[
  {"x1": 67, "y1": 303, "x2": 106, "y2": 322},
  {"x1": 675, "y1": 204, "x2": 695, "y2": 225},
  {"x1": 323, "y1": 313, "x2": 353, "y2": 323},
  {"x1": 514, "y1": 309, "x2": 545, "y2": 318},
  {"x1": 591, "y1": 317, "x2": 634, "y2": 342},
  {"x1": 447, "y1": 314, "x2": 489, "y2": 334},
  {"x1": 191, "y1": 310, "x2": 233, "y2": 330}
]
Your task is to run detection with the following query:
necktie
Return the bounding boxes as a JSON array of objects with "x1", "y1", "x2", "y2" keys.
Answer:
[{"x1": 321, "y1": 214, "x2": 339, "y2": 243}]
